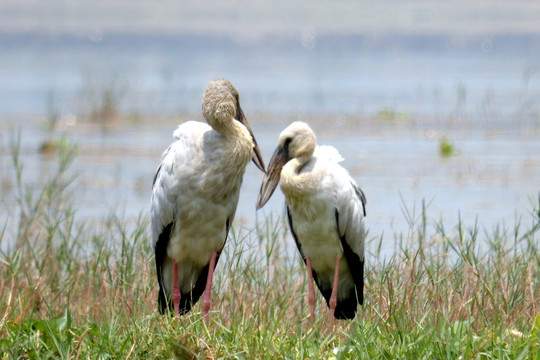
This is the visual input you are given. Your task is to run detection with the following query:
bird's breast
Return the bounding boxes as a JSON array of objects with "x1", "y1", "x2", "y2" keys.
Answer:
[
  {"x1": 289, "y1": 203, "x2": 340, "y2": 260},
  {"x1": 167, "y1": 199, "x2": 230, "y2": 265}
]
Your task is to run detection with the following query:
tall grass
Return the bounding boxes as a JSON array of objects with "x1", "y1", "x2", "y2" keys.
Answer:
[{"x1": 1, "y1": 136, "x2": 539, "y2": 359}]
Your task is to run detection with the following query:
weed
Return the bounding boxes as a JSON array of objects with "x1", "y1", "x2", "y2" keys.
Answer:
[
  {"x1": 377, "y1": 106, "x2": 409, "y2": 122},
  {"x1": 1, "y1": 134, "x2": 539, "y2": 359},
  {"x1": 39, "y1": 91, "x2": 61, "y2": 155},
  {"x1": 439, "y1": 136, "x2": 455, "y2": 157}
]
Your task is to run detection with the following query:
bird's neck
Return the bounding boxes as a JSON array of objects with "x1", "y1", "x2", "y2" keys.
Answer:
[
  {"x1": 281, "y1": 156, "x2": 330, "y2": 221},
  {"x1": 217, "y1": 118, "x2": 253, "y2": 165},
  {"x1": 212, "y1": 117, "x2": 245, "y2": 138},
  {"x1": 281, "y1": 158, "x2": 322, "y2": 220},
  {"x1": 281, "y1": 158, "x2": 318, "y2": 195}
]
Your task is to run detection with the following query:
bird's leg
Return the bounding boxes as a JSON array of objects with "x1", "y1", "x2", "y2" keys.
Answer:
[
  {"x1": 328, "y1": 255, "x2": 341, "y2": 329},
  {"x1": 172, "y1": 260, "x2": 181, "y2": 316},
  {"x1": 306, "y1": 257, "x2": 316, "y2": 325},
  {"x1": 202, "y1": 251, "x2": 217, "y2": 317}
]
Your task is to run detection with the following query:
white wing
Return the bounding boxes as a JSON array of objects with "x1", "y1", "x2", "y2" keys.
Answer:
[
  {"x1": 315, "y1": 146, "x2": 366, "y2": 265},
  {"x1": 336, "y1": 177, "x2": 366, "y2": 260},
  {"x1": 150, "y1": 121, "x2": 211, "y2": 248},
  {"x1": 314, "y1": 145, "x2": 344, "y2": 163},
  {"x1": 333, "y1": 162, "x2": 366, "y2": 303}
]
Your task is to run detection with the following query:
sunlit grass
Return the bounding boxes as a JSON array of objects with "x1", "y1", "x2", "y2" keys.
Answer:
[{"x1": 1, "y1": 136, "x2": 539, "y2": 359}]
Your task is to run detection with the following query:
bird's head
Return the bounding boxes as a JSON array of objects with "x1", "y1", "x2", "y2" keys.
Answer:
[
  {"x1": 201, "y1": 79, "x2": 265, "y2": 172},
  {"x1": 256, "y1": 121, "x2": 316, "y2": 209},
  {"x1": 202, "y1": 79, "x2": 238, "y2": 125},
  {"x1": 278, "y1": 121, "x2": 316, "y2": 162}
]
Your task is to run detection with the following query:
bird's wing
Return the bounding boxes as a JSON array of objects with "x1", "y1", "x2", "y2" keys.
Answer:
[
  {"x1": 151, "y1": 142, "x2": 179, "y2": 312},
  {"x1": 151, "y1": 121, "x2": 211, "y2": 248},
  {"x1": 286, "y1": 205, "x2": 306, "y2": 261},
  {"x1": 335, "y1": 174, "x2": 366, "y2": 305},
  {"x1": 286, "y1": 206, "x2": 330, "y2": 302},
  {"x1": 314, "y1": 145, "x2": 344, "y2": 163},
  {"x1": 150, "y1": 121, "x2": 211, "y2": 312}
]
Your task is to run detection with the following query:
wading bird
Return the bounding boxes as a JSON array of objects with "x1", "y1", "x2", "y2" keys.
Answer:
[
  {"x1": 151, "y1": 79, "x2": 265, "y2": 316},
  {"x1": 257, "y1": 122, "x2": 366, "y2": 327}
]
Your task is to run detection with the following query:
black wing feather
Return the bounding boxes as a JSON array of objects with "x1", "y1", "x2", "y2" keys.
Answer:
[
  {"x1": 155, "y1": 222, "x2": 173, "y2": 314},
  {"x1": 335, "y1": 209, "x2": 364, "y2": 306},
  {"x1": 353, "y1": 182, "x2": 367, "y2": 217}
]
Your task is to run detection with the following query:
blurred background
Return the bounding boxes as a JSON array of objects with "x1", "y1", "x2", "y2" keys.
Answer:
[{"x1": 1, "y1": 0, "x2": 539, "y2": 254}]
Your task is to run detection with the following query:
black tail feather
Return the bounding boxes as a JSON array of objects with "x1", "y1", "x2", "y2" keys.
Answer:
[
  {"x1": 333, "y1": 292, "x2": 360, "y2": 320},
  {"x1": 315, "y1": 278, "x2": 362, "y2": 320},
  {"x1": 158, "y1": 258, "x2": 220, "y2": 316},
  {"x1": 155, "y1": 223, "x2": 173, "y2": 315}
]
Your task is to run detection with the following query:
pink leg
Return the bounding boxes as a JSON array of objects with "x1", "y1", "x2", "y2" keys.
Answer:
[
  {"x1": 306, "y1": 257, "x2": 316, "y2": 325},
  {"x1": 329, "y1": 255, "x2": 341, "y2": 329},
  {"x1": 172, "y1": 260, "x2": 181, "y2": 316},
  {"x1": 202, "y1": 251, "x2": 217, "y2": 316}
]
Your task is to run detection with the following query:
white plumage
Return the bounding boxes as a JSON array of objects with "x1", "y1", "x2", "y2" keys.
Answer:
[
  {"x1": 151, "y1": 79, "x2": 265, "y2": 315},
  {"x1": 257, "y1": 121, "x2": 366, "y2": 324}
]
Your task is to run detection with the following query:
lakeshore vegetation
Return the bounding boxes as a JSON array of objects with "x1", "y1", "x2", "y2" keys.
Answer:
[{"x1": 0, "y1": 136, "x2": 539, "y2": 359}]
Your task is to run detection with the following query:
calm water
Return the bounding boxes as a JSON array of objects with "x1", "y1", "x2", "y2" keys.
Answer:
[
  {"x1": 2, "y1": 35, "x2": 540, "y2": 118},
  {"x1": 1, "y1": 35, "x2": 539, "y2": 256}
]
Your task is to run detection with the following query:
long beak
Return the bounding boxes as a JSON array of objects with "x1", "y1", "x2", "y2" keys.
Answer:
[
  {"x1": 256, "y1": 144, "x2": 288, "y2": 210},
  {"x1": 237, "y1": 105, "x2": 266, "y2": 173}
]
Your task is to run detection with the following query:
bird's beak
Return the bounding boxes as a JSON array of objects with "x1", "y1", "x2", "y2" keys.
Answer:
[
  {"x1": 237, "y1": 105, "x2": 266, "y2": 173},
  {"x1": 256, "y1": 144, "x2": 288, "y2": 209}
]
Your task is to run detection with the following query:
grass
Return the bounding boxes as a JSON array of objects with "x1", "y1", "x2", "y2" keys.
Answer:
[
  {"x1": 38, "y1": 91, "x2": 62, "y2": 155},
  {"x1": 1, "y1": 136, "x2": 539, "y2": 359}
]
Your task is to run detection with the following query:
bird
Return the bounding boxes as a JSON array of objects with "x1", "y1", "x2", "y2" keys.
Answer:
[
  {"x1": 256, "y1": 121, "x2": 366, "y2": 327},
  {"x1": 151, "y1": 79, "x2": 265, "y2": 316}
]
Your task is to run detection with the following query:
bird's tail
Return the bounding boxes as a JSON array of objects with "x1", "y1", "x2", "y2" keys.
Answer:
[
  {"x1": 157, "y1": 261, "x2": 213, "y2": 315},
  {"x1": 334, "y1": 296, "x2": 358, "y2": 319}
]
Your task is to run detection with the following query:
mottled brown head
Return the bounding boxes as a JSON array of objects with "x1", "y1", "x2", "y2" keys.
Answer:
[{"x1": 201, "y1": 79, "x2": 265, "y2": 172}]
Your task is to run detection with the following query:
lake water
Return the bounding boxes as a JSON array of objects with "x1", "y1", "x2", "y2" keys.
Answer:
[{"x1": 1, "y1": 34, "x2": 539, "y2": 256}]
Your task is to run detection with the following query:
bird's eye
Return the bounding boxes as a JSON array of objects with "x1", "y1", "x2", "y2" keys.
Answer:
[{"x1": 284, "y1": 137, "x2": 293, "y2": 146}]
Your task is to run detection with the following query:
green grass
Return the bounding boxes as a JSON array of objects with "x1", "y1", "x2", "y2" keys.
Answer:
[{"x1": 1, "y1": 136, "x2": 539, "y2": 359}]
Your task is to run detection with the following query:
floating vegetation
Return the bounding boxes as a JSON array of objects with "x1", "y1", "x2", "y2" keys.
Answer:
[
  {"x1": 39, "y1": 139, "x2": 61, "y2": 154},
  {"x1": 439, "y1": 136, "x2": 456, "y2": 157},
  {"x1": 90, "y1": 87, "x2": 121, "y2": 127},
  {"x1": 376, "y1": 106, "x2": 409, "y2": 122},
  {"x1": 39, "y1": 91, "x2": 61, "y2": 154}
]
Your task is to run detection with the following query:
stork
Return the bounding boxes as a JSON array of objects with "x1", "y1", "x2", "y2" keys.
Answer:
[
  {"x1": 151, "y1": 79, "x2": 265, "y2": 316},
  {"x1": 257, "y1": 121, "x2": 366, "y2": 327}
]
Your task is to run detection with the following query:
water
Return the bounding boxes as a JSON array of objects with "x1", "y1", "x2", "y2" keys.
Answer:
[
  {"x1": 2, "y1": 35, "x2": 540, "y2": 118},
  {"x1": 1, "y1": 34, "x2": 539, "y2": 256}
]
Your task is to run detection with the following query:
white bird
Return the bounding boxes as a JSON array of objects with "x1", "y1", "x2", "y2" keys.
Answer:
[
  {"x1": 257, "y1": 121, "x2": 366, "y2": 327},
  {"x1": 151, "y1": 79, "x2": 265, "y2": 316}
]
